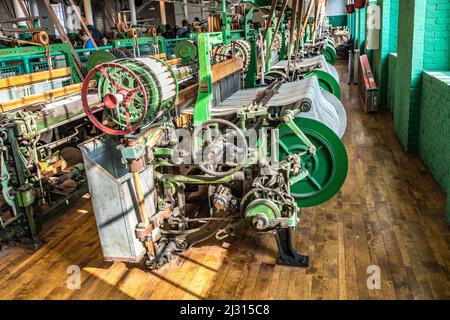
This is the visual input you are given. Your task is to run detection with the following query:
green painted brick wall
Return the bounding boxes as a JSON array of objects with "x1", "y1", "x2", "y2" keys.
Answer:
[
  {"x1": 419, "y1": 71, "x2": 450, "y2": 221},
  {"x1": 387, "y1": 53, "x2": 397, "y2": 113},
  {"x1": 389, "y1": 0, "x2": 399, "y2": 52},
  {"x1": 328, "y1": 15, "x2": 347, "y2": 27},
  {"x1": 394, "y1": 0, "x2": 427, "y2": 152},
  {"x1": 419, "y1": 72, "x2": 450, "y2": 189},
  {"x1": 373, "y1": 0, "x2": 399, "y2": 109},
  {"x1": 392, "y1": 0, "x2": 450, "y2": 152},
  {"x1": 352, "y1": 8, "x2": 367, "y2": 51},
  {"x1": 357, "y1": 7, "x2": 367, "y2": 52},
  {"x1": 349, "y1": 12, "x2": 356, "y2": 37},
  {"x1": 354, "y1": 9, "x2": 360, "y2": 46},
  {"x1": 394, "y1": 1, "x2": 415, "y2": 151},
  {"x1": 423, "y1": 0, "x2": 450, "y2": 70}
]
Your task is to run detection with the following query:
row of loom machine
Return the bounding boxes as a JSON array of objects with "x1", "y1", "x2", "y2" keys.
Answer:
[{"x1": 0, "y1": 0, "x2": 348, "y2": 270}]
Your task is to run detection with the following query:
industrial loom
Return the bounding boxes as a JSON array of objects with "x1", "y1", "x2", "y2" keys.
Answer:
[{"x1": 76, "y1": 0, "x2": 348, "y2": 269}]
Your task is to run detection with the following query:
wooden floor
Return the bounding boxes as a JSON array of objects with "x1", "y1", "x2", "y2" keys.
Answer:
[{"x1": 0, "y1": 61, "x2": 449, "y2": 300}]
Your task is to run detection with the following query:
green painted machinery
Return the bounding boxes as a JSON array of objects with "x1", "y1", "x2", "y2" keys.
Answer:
[
  {"x1": 322, "y1": 41, "x2": 337, "y2": 65},
  {"x1": 110, "y1": 36, "x2": 166, "y2": 58},
  {"x1": 174, "y1": 40, "x2": 198, "y2": 64},
  {"x1": 0, "y1": 44, "x2": 82, "y2": 83},
  {"x1": 279, "y1": 117, "x2": 347, "y2": 207},
  {"x1": 0, "y1": 99, "x2": 92, "y2": 249},
  {"x1": 304, "y1": 69, "x2": 341, "y2": 99},
  {"x1": 76, "y1": 0, "x2": 347, "y2": 269}
]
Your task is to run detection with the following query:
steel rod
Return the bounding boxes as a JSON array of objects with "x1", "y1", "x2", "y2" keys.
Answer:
[
  {"x1": 293, "y1": 0, "x2": 304, "y2": 66},
  {"x1": 265, "y1": 0, "x2": 289, "y2": 67},
  {"x1": 286, "y1": 0, "x2": 298, "y2": 75},
  {"x1": 263, "y1": 0, "x2": 278, "y2": 43}
]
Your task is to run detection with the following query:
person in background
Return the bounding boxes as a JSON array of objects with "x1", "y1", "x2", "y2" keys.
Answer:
[
  {"x1": 162, "y1": 24, "x2": 174, "y2": 39},
  {"x1": 176, "y1": 20, "x2": 190, "y2": 38},
  {"x1": 81, "y1": 16, "x2": 108, "y2": 46},
  {"x1": 80, "y1": 31, "x2": 95, "y2": 55},
  {"x1": 192, "y1": 17, "x2": 202, "y2": 33}
]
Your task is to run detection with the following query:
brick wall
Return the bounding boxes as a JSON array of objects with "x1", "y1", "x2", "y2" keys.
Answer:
[
  {"x1": 357, "y1": 7, "x2": 366, "y2": 52},
  {"x1": 373, "y1": 0, "x2": 399, "y2": 109},
  {"x1": 354, "y1": 8, "x2": 360, "y2": 46},
  {"x1": 348, "y1": 12, "x2": 356, "y2": 37},
  {"x1": 393, "y1": 0, "x2": 450, "y2": 152},
  {"x1": 419, "y1": 72, "x2": 450, "y2": 221},
  {"x1": 423, "y1": 0, "x2": 450, "y2": 70},
  {"x1": 394, "y1": 0, "x2": 417, "y2": 151},
  {"x1": 389, "y1": 0, "x2": 399, "y2": 52},
  {"x1": 352, "y1": 7, "x2": 367, "y2": 52},
  {"x1": 387, "y1": 53, "x2": 397, "y2": 113}
]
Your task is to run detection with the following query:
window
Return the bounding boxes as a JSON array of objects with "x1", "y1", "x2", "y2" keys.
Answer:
[{"x1": 52, "y1": 3, "x2": 66, "y2": 37}]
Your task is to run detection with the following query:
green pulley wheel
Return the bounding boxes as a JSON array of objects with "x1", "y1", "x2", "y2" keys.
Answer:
[
  {"x1": 325, "y1": 37, "x2": 336, "y2": 48},
  {"x1": 96, "y1": 59, "x2": 162, "y2": 128},
  {"x1": 86, "y1": 50, "x2": 116, "y2": 72},
  {"x1": 278, "y1": 118, "x2": 348, "y2": 207},
  {"x1": 322, "y1": 45, "x2": 337, "y2": 65},
  {"x1": 304, "y1": 69, "x2": 341, "y2": 100},
  {"x1": 264, "y1": 70, "x2": 287, "y2": 85},
  {"x1": 174, "y1": 40, "x2": 197, "y2": 64}
]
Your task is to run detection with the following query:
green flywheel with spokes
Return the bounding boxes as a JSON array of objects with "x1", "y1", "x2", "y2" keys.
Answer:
[
  {"x1": 278, "y1": 118, "x2": 348, "y2": 207},
  {"x1": 322, "y1": 44, "x2": 337, "y2": 65},
  {"x1": 97, "y1": 59, "x2": 162, "y2": 128},
  {"x1": 304, "y1": 69, "x2": 341, "y2": 100}
]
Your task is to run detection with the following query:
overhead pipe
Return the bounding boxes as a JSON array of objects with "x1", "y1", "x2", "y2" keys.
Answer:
[
  {"x1": 129, "y1": 0, "x2": 137, "y2": 26},
  {"x1": 83, "y1": 0, "x2": 94, "y2": 25},
  {"x1": 183, "y1": 0, "x2": 189, "y2": 20},
  {"x1": 159, "y1": 0, "x2": 167, "y2": 25},
  {"x1": 30, "y1": 0, "x2": 40, "y2": 23},
  {"x1": 11, "y1": 0, "x2": 27, "y2": 29}
]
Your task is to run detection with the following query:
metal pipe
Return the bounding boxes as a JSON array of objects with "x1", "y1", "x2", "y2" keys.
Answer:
[
  {"x1": 75, "y1": 45, "x2": 112, "y2": 53},
  {"x1": 200, "y1": 0, "x2": 205, "y2": 20},
  {"x1": 287, "y1": 0, "x2": 299, "y2": 75},
  {"x1": 83, "y1": 0, "x2": 94, "y2": 25},
  {"x1": 263, "y1": 0, "x2": 279, "y2": 43},
  {"x1": 183, "y1": 0, "x2": 189, "y2": 20},
  {"x1": 0, "y1": 51, "x2": 65, "y2": 64},
  {"x1": 30, "y1": 0, "x2": 40, "y2": 26},
  {"x1": 129, "y1": 0, "x2": 137, "y2": 26},
  {"x1": 157, "y1": 173, "x2": 242, "y2": 185},
  {"x1": 293, "y1": 0, "x2": 304, "y2": 67},
  {"x1": 12, "y1": 0, "x2": 27, "y2": 29},
  {"x1": 159, "y1": 0, "x2": 167, "y2": 25}
]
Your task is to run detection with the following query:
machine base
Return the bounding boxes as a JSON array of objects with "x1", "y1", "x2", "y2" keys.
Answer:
[{"x1": 274, "y1": 228, "x2": 309, "y2": 267}]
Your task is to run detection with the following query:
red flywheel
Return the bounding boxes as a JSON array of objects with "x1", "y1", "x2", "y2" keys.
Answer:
[{"x1": 81, "y1": 62, "x2": 148, "y2": 136}]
